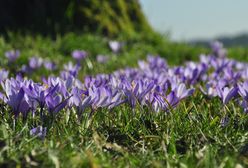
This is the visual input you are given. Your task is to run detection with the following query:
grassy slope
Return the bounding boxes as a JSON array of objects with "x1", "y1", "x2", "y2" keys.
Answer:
[{"x1": 0, "y1": 33, "x2": 248, "y2": 167}]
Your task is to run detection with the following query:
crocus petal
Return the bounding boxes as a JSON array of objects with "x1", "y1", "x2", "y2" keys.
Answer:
[{"x1": 223, "y1": 87, "x2": 238, "y2": 104}]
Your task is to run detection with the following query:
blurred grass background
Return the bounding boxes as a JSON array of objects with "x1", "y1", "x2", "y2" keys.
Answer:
[{"x1": 0, "y1": 0, "x2": 247, "y2": 69}]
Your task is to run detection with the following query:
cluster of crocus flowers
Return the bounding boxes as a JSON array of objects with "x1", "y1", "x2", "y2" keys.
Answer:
[
  {"x1": 0, "y1": 55, "x2": 195, "y2": 121},
  {"x1": 1, "y1": 41, "x2": 248, "y2": 138},
  {"x1": 19, "y1": 56, "x2": 56, "y2": 74}
]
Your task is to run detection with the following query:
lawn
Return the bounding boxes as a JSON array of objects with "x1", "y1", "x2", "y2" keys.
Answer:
[{"x1": 0, "y1": 33, "x2": 248, "y2": 168}]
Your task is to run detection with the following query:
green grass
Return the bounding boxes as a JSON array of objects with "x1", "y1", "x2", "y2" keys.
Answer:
[{"x1": 0, "y1": 33, "x2": 248, "y2": 167}]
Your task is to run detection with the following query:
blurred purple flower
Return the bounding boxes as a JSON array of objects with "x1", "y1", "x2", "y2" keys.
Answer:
[
  {"x1": 0, "y1": 69, "x2": 9, "y2": 82},
  {"x1": 147, "y1": 55, "x2": 168, "y2": 70},
  {"x1": 20, "y1": 65, "x2": 31, "y2": 74},
  {"x1": 97, "y1": 55, "x2": 109, "y2": 64},
  {"x1": 238, "y1": 81, "x2": 248, "y2": 100},
  {"x1": 30, "y1": 126, "x2": 47, "y2": 139},
  {"x1": 44, "y1": 60, "x2": 56, "y2": 70},
  {"x1": 200, "y1": 83, "x2": 218, "y2": 97},
  {"x1": 240, "y1": 100, "x2": 248, "y2": 113},
  {"x1": 211, "y1": 41, "x2": 223, "y2": 53},
  {"x1": 72, "y1": 50, "x2": 87, "y2": 60},
  {"x1": 29, "y1": 56, "x2": 43, "y2": 69},
  {"x1": 63, "y1": 62, "x2": 81, "y2": 77},
  {"x1": 109, "y1": 41, "x2": 122, "y2": 53},
  {"x1": 210, "y1": 41, "x2": 227, "y2": 58},
  {"x1": 5, "y1": 50, "x2": 20, "y2": 62}
]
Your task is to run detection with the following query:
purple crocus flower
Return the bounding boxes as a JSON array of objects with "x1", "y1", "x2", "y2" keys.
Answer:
[
  {"x1": 150, "y1": 93, "x2": 164, "y2": 112},
  {"x1": 238, "y1": 81, "x2": 248, "y2": 100},
  {"x1": 5, "y1": 50, "x2": 20, "y2": 62},
  {"x1": 29, "y1": 56, "x2": 43, "y2": 69},
  {"x1": 149, "y1": 91, "x2": 179, "y2": 112},
  {"x1": 200, "y1": 83, "x2": 218, "y2": 97},
  {"x1": 30, "y1": 126, "x2": 47, "y2": 139},
  {"x1": 148, "y1": 82, "x2": 187, "y2": 112},
  {"x1": 20, "y1": 65, "x2": 32, "y2": 74},
  {"x1": 166, "y1": 91, "x2": 180, "y2": 108},
  {"x1": 43, "y1": 77, "x2": 70, "y2": 98},
  {"x1": 0, "y1": 69, "x2": 9, "y2": 82},
  {"x1": 240, "y1": 100, "x2": 248, "y2": 113},
  {"x1": 43, "y1": 60, "x2": 56, "y2": 70},
  {"x1": 89, "y1": 85, "x2": 123, "y2": 109},
  {"x1": 69, "y1": 87, "x2": 86, "y2": 107},
  {"x1": 223, "y1": 68, "x2": 241, "y2": 83},
  {"x1": 121, "y1": 79, "x2": 154, "y2": 108},
  {"x1": 80, "y1": 96, "x2": 92, "y2": 112},
  {"x1": 211, "y1": 41, "x2": 223, "y2": 54},
  {"x1": 1, "y1": 82, "x2": 30, "y2": 117},
  {"x1": 217, "y1": 86, "x2": 238, "y2": 104},
  {"x1": 210, "y1": 41, "x2": 227, "y2": 58},
  {"x1": 238, "y1": 82, "x2": 248, "y2": 112},
  {"x1": 24, "y1": 82, "x2": 56, "y2": 110},
  {"x1": 72, "y1": 50, "x2": 87, "y2": 60},
  {"x1": 45, "y1": 93, "x2": 70, "y2": 114},
  {"x1": 174, "y1": 83, "x2": 194, "y2": 100},
  {"x1": 109, "y1": 41, "x2": 122, "y2": 53},
  {"x1": 63, "y1": 62, "x2": 81, "y2": 77},
  {"x1": 97, "y1": 55, "x2": 109, "y2": 64},
  {"x1": 147, "y1": 55, "x2": 168, "y2": 70}
]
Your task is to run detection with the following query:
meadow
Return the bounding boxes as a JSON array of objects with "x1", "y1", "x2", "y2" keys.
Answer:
[{"x1": 0, "y1": 33, "x2": 248, "y2": 168}]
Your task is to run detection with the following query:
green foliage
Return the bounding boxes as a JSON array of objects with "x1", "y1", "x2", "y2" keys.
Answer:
[
  {"x1": 0, "y1": 32, "x2": 208, "y2": 76},
  {"x1": 66, "y1": 0, "x2": 153, "y2": 36},
  {"x1": 228, "y1": 47, "x2": 248, "y2": 62},
  {"x1": 0, "y1": 0, "x2": 154, "y2": 37}
]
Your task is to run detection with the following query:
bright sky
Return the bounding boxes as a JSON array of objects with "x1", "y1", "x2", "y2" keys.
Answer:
[{"x1": 140, "y1": 0, "x2": 248, "y2": 41}]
